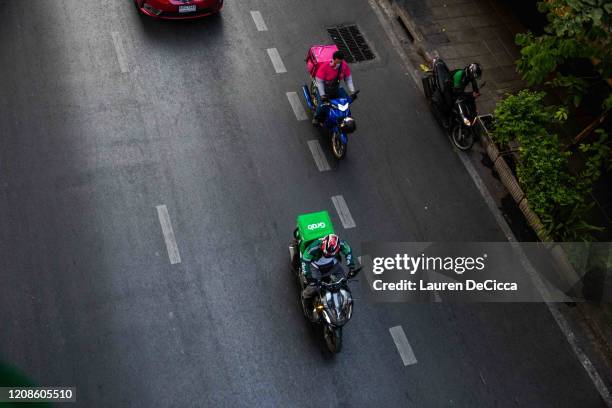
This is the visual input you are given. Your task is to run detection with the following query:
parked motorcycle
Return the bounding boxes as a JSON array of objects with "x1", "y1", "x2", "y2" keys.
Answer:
[
  {"x1": 302, "y1": 45, "x2": 359, "y2": 160},
  {"x1": 289, "y1": 210, "x2": 358, "y2": 353},
  {"x1": 422, "y1": 58, "x2": 483, "y2": 150}
]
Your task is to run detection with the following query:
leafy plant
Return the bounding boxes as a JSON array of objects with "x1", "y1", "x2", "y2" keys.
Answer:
[
  {"x1": 543, "y1": 202, "x2": 604, "y2": 242},
  {"x1": 493, "y1": 90, "x2": 607, "y2": 241},
  {"x1": 554, "y1": 106, "x2": 569, "y2": 121},
  {"x1": 492, "y1": 90, "x2": 551, "y2": 146},
  {"x1": 515, "y1": 0, "x2": 612, "y2": 111},
  {"x1": 516, "y1": 125, "x2": 581, "y2": 219},
  {"x1": 547, "y1": 73, "x2": 589, "y2": 107},
  {"x1": 604, "y1": 94, "x2": 612, "y2": 111},
  {"x1": 579, "y1": 128, "x2": 611, "y2": 183}
]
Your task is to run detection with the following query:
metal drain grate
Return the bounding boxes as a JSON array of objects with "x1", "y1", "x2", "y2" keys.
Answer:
[{"x1": 327, "y1": 25, "x2": 375, "y2": 63}]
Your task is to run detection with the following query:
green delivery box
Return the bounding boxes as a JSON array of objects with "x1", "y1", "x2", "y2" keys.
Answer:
[{"x1": 297, "y1": 211, "x2": 335, "y2": 254}]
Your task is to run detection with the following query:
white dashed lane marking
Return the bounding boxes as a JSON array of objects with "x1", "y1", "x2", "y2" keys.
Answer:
[
  {"x1": 267, "y1": 48, "x2": 287, "y2": 73},
  {"x1": 307, "y1": 140, "x2": 331, "y2": 171},
  {"x1": 156, "y1": 205, "x2": 182, "y2": 265},
  {"x1": 331, "y1": 195, "x2": 356, "y2": 229},
  {"x1": 250, "y1": 11, "x2": 268, "y2": 31},
  {"x1": 286, "y1": 92, "x2": 308, "y2": 121},
  {"x1": 389, "y1": 325, "x2": 418, "y2": 366},
  {"x1": 111, "y1": 32, "x2": 129, "y2": 74}
]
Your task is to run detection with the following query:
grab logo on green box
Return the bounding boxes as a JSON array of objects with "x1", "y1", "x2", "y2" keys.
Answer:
[{"x1": 307, "y1": 222, "x2": 326, "y2": 230}]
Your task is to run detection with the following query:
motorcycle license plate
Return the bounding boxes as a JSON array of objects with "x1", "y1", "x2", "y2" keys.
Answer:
[{"x1": 179, "y1": 5, "x2": 197, "y2": 13}]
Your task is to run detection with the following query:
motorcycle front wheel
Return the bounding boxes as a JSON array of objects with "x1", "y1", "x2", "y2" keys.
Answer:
[
  {"x1": 323, "y1": 325, "x2": 342, "y2": 353},
  {"x1": 451, "y1": 125, "x2": 474, "y2": 150},
  {"x1": 331, "y1": 132, "x2": 347, "y2": 160}
]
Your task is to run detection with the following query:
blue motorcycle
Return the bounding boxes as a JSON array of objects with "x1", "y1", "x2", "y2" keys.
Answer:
[{"x1": 302, "y1": 82, "x2": 359, "y2": 160}]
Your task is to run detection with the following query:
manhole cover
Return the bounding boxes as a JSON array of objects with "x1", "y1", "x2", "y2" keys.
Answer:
[{"x1": 327, "y1": 24, "x2": 375, "y2": 63}]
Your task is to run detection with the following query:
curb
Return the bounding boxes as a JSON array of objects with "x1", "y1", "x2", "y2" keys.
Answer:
[
  {"x1": 397, "y1": 3, "x2": 554, "y2": 246},
  {"x1": 476, "y1": 117, "x2": 546, "y2": 236},
  {"x1": 476, "y1": 117, "x2": 585, "y2": 292},
  {"x1": 395, "y1": 0, "x2": 591, "y2": 296},
  {"x1": 387, "y1": 0, "x2": 612, "y2": 397},
  {"x1": 394, "y1": 3, "x2": 437, "y2": 61}
]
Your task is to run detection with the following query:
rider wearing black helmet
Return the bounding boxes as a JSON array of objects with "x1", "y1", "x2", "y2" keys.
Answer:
[{"x1": 451, "y1": 62, "x2": 482, "y2": 99}]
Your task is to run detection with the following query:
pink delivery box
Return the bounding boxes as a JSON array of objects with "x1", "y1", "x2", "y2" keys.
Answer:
[{"x1": 306, "y1": 44, "x2": 339, "y2": 77}]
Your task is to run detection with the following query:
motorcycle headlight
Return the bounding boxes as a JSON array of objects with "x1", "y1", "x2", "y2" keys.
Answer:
[{"x1": 463, "y1": 117, "x2": 471, "y2": 126}]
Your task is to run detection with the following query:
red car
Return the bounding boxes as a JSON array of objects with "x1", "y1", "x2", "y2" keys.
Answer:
[{"x1": 135, "y1": 0, "x2": 223, "y2": 19}]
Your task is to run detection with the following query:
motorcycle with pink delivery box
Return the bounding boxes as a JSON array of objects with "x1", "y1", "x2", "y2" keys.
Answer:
[{"x1": 302, "y1": 44, "x2": 359, "y2": 160}]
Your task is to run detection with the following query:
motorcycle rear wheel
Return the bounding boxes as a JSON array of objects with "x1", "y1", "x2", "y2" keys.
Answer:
[
  {"x1": 331, "y1": 132, "x2": 346, "y2": 160},
  {"x1": 451, "y1": 125, "x2": 474, "y2": 150},
  {"x1": 323, "y1": 325, "x2": 342, "y2": 353}
]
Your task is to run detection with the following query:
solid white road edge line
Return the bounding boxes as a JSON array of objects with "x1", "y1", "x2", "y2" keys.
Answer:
[
  {"x1": 369, "y1": 0, "x2": 611, "y2": 403},
  {"x1": 155, "y1": 205, "x2": 182, "y2": 265},
  {"x1": 367, "y1": 0, "x2": 419, "y2": 87},
  {"x1": 457, "y1": 152, "x2": 612, "y2": 406}
]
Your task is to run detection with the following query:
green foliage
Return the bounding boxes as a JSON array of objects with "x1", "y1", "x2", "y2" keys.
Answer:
[
  {"x1": 543, "y1": 202, "x2": 604, "y2": 241},
  {"x1": 604, "y1": 94, "x2": 612, "y2": 111},
  {"x1": 492, "y1": 90, "x2": 551, "y2": 146},
  {"x1": 546, "y1": 73, "x2": 589, "y2": 107},
  {"x1": 516, "y1": 124, "x2": 580, "y2": 219},
  {"x1": 553, "y1": 106, "x2": 569, "y2": 121},
  {"x1": 515, "y1": 32, "x2": 576, "y2": 85},
  {"x1": 515, "y1": 0, "x2": 612, "y2": 110},
  {"x1": 505, "y1": 1, "x2": 612, "y2": 240},
  {"x1": 579, "y1": 128, "x2": 611, "y2": 181},
  {"x1": 493, "y1": 90, "x2": 607, "y2": 240}
]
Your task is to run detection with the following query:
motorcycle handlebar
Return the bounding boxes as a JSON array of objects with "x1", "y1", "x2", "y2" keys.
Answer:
[
  {"x1": 311, "y1": 269, "x2": 360, "y2": 289},
  {"x1": 318, "y1": 277, "x2": 348, "y2": 289},
  {"x1": 321, "y1": 90, "x2": 360, "y2": 106}
]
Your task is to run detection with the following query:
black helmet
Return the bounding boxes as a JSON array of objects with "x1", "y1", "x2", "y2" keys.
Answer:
[
  {"x1": 332, "y1": 50, "x2": 345, "y2": 60},
  {"x1": 340, "y1": 117, "x2": 356, "y2": 133},
  {"x1": 467, "y1": 63, "x2": 482, "y2": 80}
]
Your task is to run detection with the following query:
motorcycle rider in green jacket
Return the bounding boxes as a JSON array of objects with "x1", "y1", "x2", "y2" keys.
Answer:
[
  {"x1": 301, "y1": 234, "x2": 357, "y2": 319},
  {"x1": 451, "y1": 62, "x2": 482, "y2": 99}
]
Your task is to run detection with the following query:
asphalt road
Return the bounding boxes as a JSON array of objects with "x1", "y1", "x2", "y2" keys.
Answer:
[{"x1": 0, "y1": 0, "x2": 606, "y2": 406}]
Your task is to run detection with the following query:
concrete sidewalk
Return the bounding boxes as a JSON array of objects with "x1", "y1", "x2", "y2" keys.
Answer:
[
  {"x1": 387, "y1": 0, "x2": 612, "y2": 390},
  {"x1": 392, "y1": 0, "x2": 527, "y2": 114}
]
